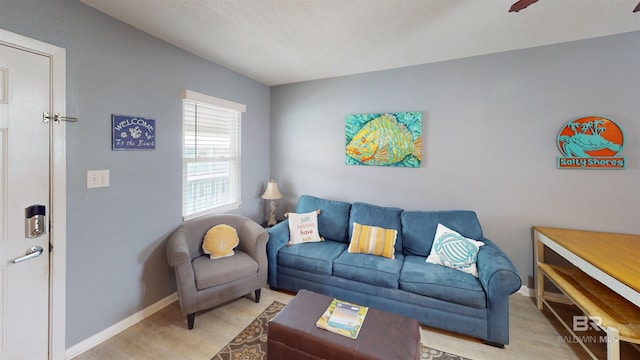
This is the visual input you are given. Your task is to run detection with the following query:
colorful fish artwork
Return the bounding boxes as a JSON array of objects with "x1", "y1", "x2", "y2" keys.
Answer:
[{"x1": 345, "y1": 112, "x2": 422, "y2": 167}]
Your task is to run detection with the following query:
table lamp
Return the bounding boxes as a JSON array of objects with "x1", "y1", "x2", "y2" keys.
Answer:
[{"x1": 261, "y1": 180, "x2": 282, "y2": 226}]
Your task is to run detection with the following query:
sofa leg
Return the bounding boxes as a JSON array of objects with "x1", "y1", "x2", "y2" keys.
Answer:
[
  {"x1": 483, "y1": 340, "x2": 504, "y2": 348},
  {"x1": 187, "y1": 313, "x2": 195, "y2": 330},
  {"x1": 254, "y1": 289, "x2": 261, "y2": 303}
]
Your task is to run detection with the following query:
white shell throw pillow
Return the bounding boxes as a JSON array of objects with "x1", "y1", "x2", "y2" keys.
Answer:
[{"x1": 426, "y1": 223, "x2": 484, "y2": 277}]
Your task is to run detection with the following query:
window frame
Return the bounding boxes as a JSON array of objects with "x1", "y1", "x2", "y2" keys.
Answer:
[{"x1": 181, "y1": 89, "x2": 245, "y2": 221}]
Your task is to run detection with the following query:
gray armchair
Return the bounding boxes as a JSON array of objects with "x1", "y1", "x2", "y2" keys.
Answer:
[{"x1": 167, "y1": 214, "x2": 268, "y2": 329}]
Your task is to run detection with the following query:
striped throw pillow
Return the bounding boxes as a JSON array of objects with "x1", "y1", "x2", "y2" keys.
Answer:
[{"x1": 348, "y1": 222, "x2": 397, "y2": 259}]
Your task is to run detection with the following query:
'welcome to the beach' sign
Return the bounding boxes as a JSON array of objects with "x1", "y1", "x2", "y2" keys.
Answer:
[{"x1": 112, "y1": 114, "x2": 156, "y2": 150}]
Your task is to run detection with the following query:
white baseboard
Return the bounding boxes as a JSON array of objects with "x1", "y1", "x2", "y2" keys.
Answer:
[
  {"x1": 517, "y1": 285, "x2": 570, "y2": 304},
  {"x1": 518, "y1": 285, "x2": 534, "y2": 297},
  {"x1": 65, "y1": 292, "x2": 178, "y2": 359}
]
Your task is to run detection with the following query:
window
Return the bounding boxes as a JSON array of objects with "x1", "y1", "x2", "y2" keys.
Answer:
[{"x1": 181, "y1": 90, "x2": 245, "y2": 220}]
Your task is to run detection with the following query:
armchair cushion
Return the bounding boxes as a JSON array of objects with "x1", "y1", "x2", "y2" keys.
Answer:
[{"x1": 192, "y1": 251, "x2": 258, "y2": 290}]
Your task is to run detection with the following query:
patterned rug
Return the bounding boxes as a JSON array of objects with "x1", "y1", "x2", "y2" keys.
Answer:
[{"x1": 212, "y1": 301, "x2": 471, "y2": 360}]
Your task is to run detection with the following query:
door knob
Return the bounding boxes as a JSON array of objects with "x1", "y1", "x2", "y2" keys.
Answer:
[{"x1": 13, "y1": 246, "x2": 44, "y2": 263}]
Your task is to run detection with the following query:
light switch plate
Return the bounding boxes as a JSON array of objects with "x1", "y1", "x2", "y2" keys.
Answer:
[{"x1": 87, "y1": 170, "x2": 109, "y2": 188}]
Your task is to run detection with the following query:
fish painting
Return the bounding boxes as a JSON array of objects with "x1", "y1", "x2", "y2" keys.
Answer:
[{"x1": 345, "y1": 112, "x2": 422, "y2": 167}]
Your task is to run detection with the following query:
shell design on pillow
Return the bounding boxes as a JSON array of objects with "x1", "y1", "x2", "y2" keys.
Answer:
[
  {"x1": 426, "y1": 223, "x2": 484, "y2": 277},
  {"x1": 202, "y1": 224, "x2": 239, "y2": 259},
  {"x1": 433, "y1": 233, "x2": 478, "y2": 267}
]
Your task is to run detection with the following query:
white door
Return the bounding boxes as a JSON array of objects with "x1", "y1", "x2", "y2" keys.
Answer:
[{"x1": 0, "y1": 43, "x2": 51, "y2": 359}]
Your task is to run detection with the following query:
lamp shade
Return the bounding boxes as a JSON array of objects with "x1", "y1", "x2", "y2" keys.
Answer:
[{"x1": 261, "y1": 180, "x2": 282, "y2": 200}]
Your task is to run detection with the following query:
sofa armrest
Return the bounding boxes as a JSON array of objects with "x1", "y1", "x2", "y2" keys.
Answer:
[
  {"x1": 476, "y1": 238, "x2": 521, "y2": 345},
  {"x1": 234, "y1": 219, "x2": 269, "y2": 287},
  {"x1": 237, "y1": 218, "x2": 269, "y2": 266},
  {"x1": 266, "y1": 220, "x2": 290, "y2": 288},
  {"x1": 166, "y1": 230, "x2": 198, "y2": 314},
  {"x1": 477, "y1": 239, "x2": 521, "y2": 295},
  {"x1": 167, "y1": 230, "x2": 192, "y2": 268}
]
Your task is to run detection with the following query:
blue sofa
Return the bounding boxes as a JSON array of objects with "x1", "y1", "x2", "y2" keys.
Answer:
[{"x1": 267, "y1": 195, "x2": 521, "y2": 347}]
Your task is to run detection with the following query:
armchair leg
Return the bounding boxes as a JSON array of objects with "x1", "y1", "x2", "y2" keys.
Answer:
[
  {"x1": 254, "y1": 289, "x2": 261, "y2": 303},
  {"x1": 187, "y1": 313, "x2": 195, "y2": 330}
]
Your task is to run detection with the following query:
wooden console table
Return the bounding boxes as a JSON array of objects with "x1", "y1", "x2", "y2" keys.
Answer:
[{"x1": 533, "y1": 226, "x2": 640, "y2": 360}]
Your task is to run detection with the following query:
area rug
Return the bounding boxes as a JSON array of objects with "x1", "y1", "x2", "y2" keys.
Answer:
[{"x1": 212, "y1": 301, "x2": 471, "y2": 360}]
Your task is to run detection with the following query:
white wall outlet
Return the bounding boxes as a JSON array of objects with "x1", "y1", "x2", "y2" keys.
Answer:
[{"x1": 87, "y1": 170, "x2": 110, "y2": 188}]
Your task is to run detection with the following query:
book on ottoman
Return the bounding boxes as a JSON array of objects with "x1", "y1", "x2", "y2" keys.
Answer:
[{"x1": 316, "y1": 298, "x2": 368, "y2": 339}]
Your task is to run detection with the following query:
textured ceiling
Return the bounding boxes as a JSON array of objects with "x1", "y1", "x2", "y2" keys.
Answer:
[{"x1": 80, "y1": 0, "x2": 640, "y2": 86}]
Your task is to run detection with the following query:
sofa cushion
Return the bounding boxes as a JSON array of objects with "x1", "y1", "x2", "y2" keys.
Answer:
[
  {"x1": 399, "y1": 255, "x2": 486, "y2": 309},
  {"x1": 278, "y1": 240, "x2": 347, "y2": 275},
  {"x1": 401, "y1": 210, "x2": 483, "y2": 257},
  {"x1": 348, "y1": 222, "x2": 397, "y2": 259},
  {"x1": 349, "y1": 202, "x2": 403, "y2": 253},
  {"x1": 333, "y1": 251, "x2": 404, "y2": 289},
  {"x1": 296, "y1": 195, "x2": 352, "y2": 243}
]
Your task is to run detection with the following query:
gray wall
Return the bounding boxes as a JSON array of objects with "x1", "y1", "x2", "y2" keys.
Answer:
[
  {"x1": 3, "y1": 0, "x2": 639, "y2": 350},
  {"x1": 1, "y1": 0, "x2": 270, "y2": 347},
  {"x1": 271, "y1": 31, "x2": 640, "y2": 290}
]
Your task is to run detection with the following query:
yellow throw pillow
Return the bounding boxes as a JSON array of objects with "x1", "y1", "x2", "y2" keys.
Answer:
[
  {"x1": 202, "y1": 224, "x2": 239, "y2": 259},
  {"x1": 348, "y1": 222, "x2": 397, "y2": 259}
]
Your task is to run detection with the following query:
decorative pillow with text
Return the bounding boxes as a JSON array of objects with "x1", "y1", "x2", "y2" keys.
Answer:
[{"x1": 286, "y1": 210, "x2": 323, "y2": 245}]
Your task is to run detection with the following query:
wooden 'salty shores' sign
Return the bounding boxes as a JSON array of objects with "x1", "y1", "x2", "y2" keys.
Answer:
[
  {"x1": 557, "y1": 116, "x2": 625, "y2": 169},
  {"x1": 112, "y1": 114, "x2": 156, "y2": 150}
]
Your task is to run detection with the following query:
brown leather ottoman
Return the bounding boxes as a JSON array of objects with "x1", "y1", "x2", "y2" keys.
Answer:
[{"x1": 268, "y1": 289, "x2": 420, "y2": 360}]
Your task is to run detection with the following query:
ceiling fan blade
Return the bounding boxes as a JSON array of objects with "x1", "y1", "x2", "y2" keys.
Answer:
[
  {"x1": 634, "y1": 2, "x2": 640, "y2": 12},
  {"x1": 509, "y1": 0, "x2": 540, "y2": 13}
]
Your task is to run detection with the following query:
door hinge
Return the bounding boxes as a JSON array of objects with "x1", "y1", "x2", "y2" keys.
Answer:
[{"x1": 49, "y1": 220, "x2": 53, "y2": 252}]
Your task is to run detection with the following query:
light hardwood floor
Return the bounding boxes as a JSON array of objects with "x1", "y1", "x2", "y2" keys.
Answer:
[{"x1": 72, "y1": 288, "x2": 638, "y2": 360}]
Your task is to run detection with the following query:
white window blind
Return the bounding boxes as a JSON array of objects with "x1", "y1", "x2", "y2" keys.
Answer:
[{"x1": 181, "y1": 90, "x2": 245, "y2": 220}]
